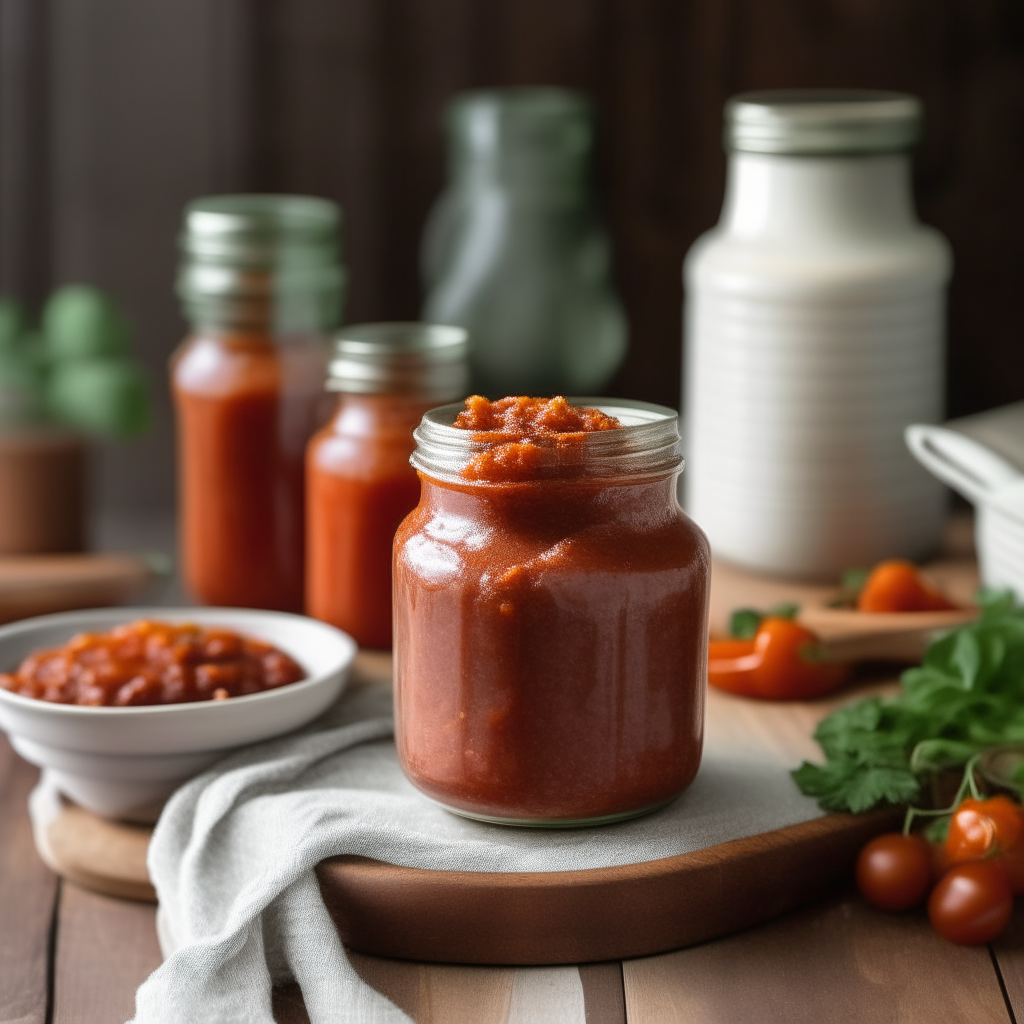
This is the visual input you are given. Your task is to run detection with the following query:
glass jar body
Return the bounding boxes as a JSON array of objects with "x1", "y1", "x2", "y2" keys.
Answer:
[
  {"x1": 393, "y1": 471, "x2": 710, "y2": 825},
  {"x1": 306, "y1": 393, "x2": 436, "y2": 648},
  {"x1": 172, "y1": 329, "x2": 330, "y2": 611}
]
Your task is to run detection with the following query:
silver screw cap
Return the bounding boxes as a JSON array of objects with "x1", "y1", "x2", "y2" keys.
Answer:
[{"x1": 726, "y1": 90, "x2": 922, "y2": 155}]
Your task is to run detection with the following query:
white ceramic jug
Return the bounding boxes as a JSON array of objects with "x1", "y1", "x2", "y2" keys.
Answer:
[{"x1": 684, "y1": 91, "x2": 951, "y2": 579}]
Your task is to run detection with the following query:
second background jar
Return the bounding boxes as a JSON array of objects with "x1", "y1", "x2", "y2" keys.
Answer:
[{"x1": 305, "y1": 323, "x2": 468, "y2": 648}]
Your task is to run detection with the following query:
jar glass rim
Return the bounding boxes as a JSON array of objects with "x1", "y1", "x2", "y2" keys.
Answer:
[{"x1": 411, "y1": 397, "x2": 684, "y2": 484}]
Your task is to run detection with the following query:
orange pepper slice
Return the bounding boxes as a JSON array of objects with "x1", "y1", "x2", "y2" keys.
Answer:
[
  {"x1": 856, "y1": 559, "x2": 957, "y2": 613},
  {"x1": 708, "y1": 617, "x2": 851, "y2": 700}
]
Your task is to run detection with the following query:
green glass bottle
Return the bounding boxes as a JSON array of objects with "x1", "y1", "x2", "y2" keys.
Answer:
[{"x1": 422, "y1": 88, "x2": 627, "y2": 396}]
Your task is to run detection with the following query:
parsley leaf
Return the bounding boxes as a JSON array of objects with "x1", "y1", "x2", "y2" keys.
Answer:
[{"x1": 792, "y1": 591, "x2": 1024, "y2": 814}]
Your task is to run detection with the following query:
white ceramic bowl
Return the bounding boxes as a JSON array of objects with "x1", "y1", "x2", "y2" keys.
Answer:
[
  {"x1": 0, "y1": 607, "x2": 356, "y2": 819},
  {"x1": 907, "y1": 423, "x2": 1024, "y2": 601}
]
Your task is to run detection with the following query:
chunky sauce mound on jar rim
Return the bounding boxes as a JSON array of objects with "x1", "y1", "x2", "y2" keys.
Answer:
[
  {"x1": 0, "y1": 620, "x2": 306, "y2": 707},
  {"x1": 453, "y1": 395, "x2": 620, "y2": 482}
]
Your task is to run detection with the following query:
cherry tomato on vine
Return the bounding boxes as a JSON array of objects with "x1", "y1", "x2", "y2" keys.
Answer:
[
  {"x1": 856, "y1": 833, "x2": 933, "y2": 911},
  {"x1": 928, "y1": 861, "x2": 1013, "y2": 945},
  {"x1": 707, "y1": 617, "x2": 850, "y2": 700},
  {"x1": 944, "y1": 795, "x2": 1024, "y2": 894}
]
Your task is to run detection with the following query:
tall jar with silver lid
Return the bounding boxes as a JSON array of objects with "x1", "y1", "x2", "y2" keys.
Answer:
[
  {"x1": 684, "y1": 91, "x2": 950, "y2": 578},
  {"x1": 172, "y1": 194, "x2": 344, "y2": 611},
  {"x1": 305, "y1": 323, "x2": 468, "y2": 648}
]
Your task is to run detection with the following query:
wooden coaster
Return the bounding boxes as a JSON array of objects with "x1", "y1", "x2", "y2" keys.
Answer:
[{"x1": 35, "y1": 800, "x2": 155, "y2": 902}]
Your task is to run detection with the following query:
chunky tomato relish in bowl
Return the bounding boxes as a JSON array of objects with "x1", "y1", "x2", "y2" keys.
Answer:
[
  {"x1": 0, "y1": 619, "x2": 306, "y2": 706},
  {"x1": 0, "y1": 607, "x2": 356, "y2": 819}
]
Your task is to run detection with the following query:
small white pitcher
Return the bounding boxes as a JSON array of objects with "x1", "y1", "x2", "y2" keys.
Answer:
[{"x1": 906, "y1": 423, "x2": 1024, "y2": 599}]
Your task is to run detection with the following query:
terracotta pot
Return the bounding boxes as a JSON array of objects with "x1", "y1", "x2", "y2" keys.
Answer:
[{"x1": 0, "y1": 428, "x2": 86, "y2": 554}]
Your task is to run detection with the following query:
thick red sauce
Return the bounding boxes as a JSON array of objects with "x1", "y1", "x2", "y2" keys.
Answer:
[
  {"x1": 172, "y1": 331, "x2": 328, "y2": 611},
  {"x1": 393, "y1": 396, "x2": 710, "y2": 823},
  {"x1": 0, "y1": 620, "x2": 305, "y2": 706},
  {"x1": 306, "y1": 393, "x2": 434, "y2": 648}
]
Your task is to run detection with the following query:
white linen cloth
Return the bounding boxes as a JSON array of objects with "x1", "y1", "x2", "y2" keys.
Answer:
[{"x1": 31, "y1": 676, "x2": 822, "y2": 1024}]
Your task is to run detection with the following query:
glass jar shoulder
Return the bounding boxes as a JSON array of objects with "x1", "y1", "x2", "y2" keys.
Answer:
[
  {"x1": 171, "y1": 331, "x2": 282, "y2": 398},
  {"x1": 395, "y1": 478, "x2": 708, "y2": 588},
  {"x1": 172, "y1": 330, "x2": 331, "y2": 399},
  {"x1": 309, "y1": 395, "x2": 433, "y2": 480}
]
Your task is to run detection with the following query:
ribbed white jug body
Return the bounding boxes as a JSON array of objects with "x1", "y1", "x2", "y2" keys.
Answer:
[{"x1": 684, "y1": 151, "x2": 951, "y2": 578}]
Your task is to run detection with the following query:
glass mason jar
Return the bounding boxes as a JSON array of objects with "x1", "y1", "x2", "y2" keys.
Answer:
[
  {"x1": 684, "y1": 91, "x2": 950, "y2": 579},
  {"x1": 422, "y1": 88, "x2": 628, "y2": 396},
  {"x1": 393, "y1": 399, "x2": 710, "y2": 826},
  {"x1": 305, "y1": 323, "x2": 468, "y2": 648},
  {"x1": 172, "y1": 195, "x2": 344, "y2": 611}
]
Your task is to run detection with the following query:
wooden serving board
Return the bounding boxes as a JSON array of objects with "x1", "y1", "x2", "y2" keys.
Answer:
[{"x1": 31, "y1": 554, "x2": 980, "y2": 965}]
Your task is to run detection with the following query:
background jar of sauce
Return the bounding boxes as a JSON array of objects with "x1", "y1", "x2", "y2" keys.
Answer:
[
  {"x1": 172, "y1": 195, "x2": 344, "y2": 611},
  {"x1": 305, "y1": 323, "x2": 468, "y2": 647},
  {"x1": 394, "y1": 398, "x2": 710, "y2": 826}
]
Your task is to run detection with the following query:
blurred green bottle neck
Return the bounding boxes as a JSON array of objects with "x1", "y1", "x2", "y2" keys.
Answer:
[{"x1": 446, "y1": 89, "x2": 596, "y2": 205}]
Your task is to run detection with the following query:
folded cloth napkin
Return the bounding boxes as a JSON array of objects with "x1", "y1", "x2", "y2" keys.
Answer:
[{"x1": 35, "y1": 675, "x2": 819, "y2": 1023}]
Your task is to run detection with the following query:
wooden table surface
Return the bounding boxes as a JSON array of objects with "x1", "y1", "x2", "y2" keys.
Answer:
[
  {"x1": 4, "y1": 515, "x2": 1019, "y2": 1022},
  {"x1": 3, "y1": 723, "x2": 1023, "y2": 1024}
]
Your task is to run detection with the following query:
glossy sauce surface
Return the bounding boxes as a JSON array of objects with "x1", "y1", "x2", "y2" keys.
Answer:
[
  {"x1": 394, "y1": 396, "x2": 710, "y2": 822},
  {"x1": 0, "y1": 619, "x2": 305, "y2": 706},
  {"x1": 172, "y1": 331, "x2": 329, "y2": 611},
  {"x1": 306, "y1": 393, "x2": 433, "y2": 648}
]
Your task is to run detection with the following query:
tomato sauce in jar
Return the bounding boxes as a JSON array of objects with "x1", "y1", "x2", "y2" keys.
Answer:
[
  {"x1": 305, "y1": 324, "x2": 467, "y2": 648},
  {"x1": 173, "y1": 330, "x2": 328, "y2": 611},
  {"x1": 0, "y1": 619, "x2": 305, "y2": 706},
  {"x1": 174, "y1": 195, "x2": 342, "y2": 612},
  {"x1": 393, "y1": 395, "x2": 710, "y2": 825}
]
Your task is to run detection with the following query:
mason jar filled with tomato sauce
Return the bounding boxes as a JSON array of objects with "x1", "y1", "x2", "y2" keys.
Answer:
[
  {"x1": 172, "y1": 196, "x2": 344, "y2": 611},
  {"x1": 305, "y1": 323, "x2": 468, "y2": 648},
  {"x1": 394, "y1": 395, "x2": 711, "y2": 825}
]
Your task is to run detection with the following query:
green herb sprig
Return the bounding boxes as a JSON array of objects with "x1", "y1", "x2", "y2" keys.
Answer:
[
  {"x1": 729, "y1": 602, "x2": 799, "y2": 640},
  {"x1": 792, "y1": 590, "x2": 1024, "y2": 814}
]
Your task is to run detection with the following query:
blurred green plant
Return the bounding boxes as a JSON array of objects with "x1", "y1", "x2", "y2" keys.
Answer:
[{"x1": 0, "y1": 287, "x2": 150, "y2": 437}]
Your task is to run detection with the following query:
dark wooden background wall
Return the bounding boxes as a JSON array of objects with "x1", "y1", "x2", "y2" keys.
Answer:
[{"x1": 0, "y1": 0, "x2": 1022, "y2": 516}]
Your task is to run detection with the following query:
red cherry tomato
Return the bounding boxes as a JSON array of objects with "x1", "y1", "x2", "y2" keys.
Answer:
[
  {"x1": 928, "y1": 861, "x2": 1013, "y2": 945},
  {"x1": 857, "y1": 560, "x2": 957, "y2": 613},
  {"x1": 707, "y1": 617, "x2": 851, "y2": 700},
  {"x1": 856, "y1": 833, "x2": 933, "y2": 911},
  {"x1": 944, "y1": 796, "x2": 1024, "y2": 894}
]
